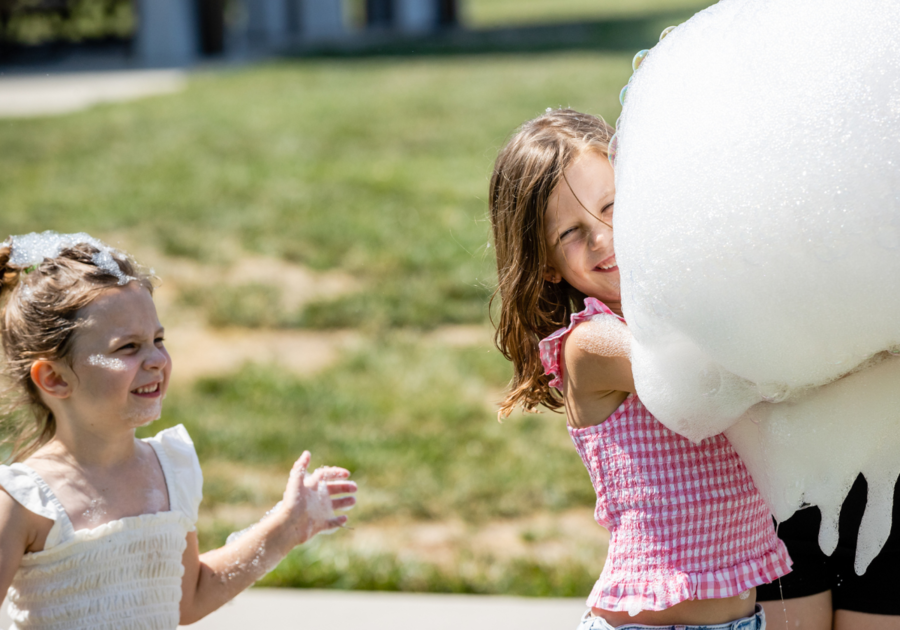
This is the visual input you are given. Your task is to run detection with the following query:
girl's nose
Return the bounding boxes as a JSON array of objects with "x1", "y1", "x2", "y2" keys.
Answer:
[
  {"x1": 144, "y1": 346, "x2": 169, "y2": 371},
  {"x1": 588, "y1": 222, "x2": 612, "y2": 250}
]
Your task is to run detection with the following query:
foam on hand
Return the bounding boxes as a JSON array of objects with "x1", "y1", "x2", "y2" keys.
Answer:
[{"x1": 614, "y1": 0, "x2": 900, "y2": 573}]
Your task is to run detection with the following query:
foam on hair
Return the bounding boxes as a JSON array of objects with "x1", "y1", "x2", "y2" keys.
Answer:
[{"x1": 614, "y1": 0, "x2": 900, "y2": 573}]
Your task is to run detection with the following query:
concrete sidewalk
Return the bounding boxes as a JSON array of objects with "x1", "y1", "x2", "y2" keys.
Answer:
[
  {"x1": 0, "y1": 70, "x2": 186, "y2": 118},
  {"x1": 1, "y1": 588, "x2": 585, "y2": 629},
  {"x1": 184, "y1": 589, "x2": 585, "y2": 630}
]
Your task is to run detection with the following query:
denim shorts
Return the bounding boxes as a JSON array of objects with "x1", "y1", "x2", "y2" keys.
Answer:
[{"x1": 575, "y1": 604, "x2": 765, "y2": 630}]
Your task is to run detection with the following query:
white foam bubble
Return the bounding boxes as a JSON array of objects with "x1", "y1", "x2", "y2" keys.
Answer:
[
  {"x1": 615, "y1": 0, "x2": 900, "y2": 572},
  {"x1": 7, "y1": 231, "x2": 135, "y2": 285}
]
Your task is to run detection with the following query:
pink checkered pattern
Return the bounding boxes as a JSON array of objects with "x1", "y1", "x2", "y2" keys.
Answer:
[{"x1": 539, "y1": 298, "x2": 792, "y2": 612}]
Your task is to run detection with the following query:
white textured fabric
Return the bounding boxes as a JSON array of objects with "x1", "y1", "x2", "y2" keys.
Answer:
[{"x1": 0, "y1": 425, "x2": 203, "y2": 630}]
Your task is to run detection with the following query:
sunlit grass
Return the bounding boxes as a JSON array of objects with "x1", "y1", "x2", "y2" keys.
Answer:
[
  {"x1": 0, "y1": 53, "x2": 630, "y2": 329},
  {"x1": 464, "y1": 0, "x2": 717, "y2": 27},
  {"x1": 259, "y1": 539, "x2": 597, "y2": 597},
  {"x1": 143, "y1": 337, "x2": 593, "y2": 525}
]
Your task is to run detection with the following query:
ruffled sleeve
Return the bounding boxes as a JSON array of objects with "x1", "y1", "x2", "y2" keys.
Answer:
[
  {"x1": 147, "y1": 425, "x2": 204, "y2": 527},
  {"x1": 538, "y1": 297, "x2": 626, "y2": 390},
  {"x1": 0, "y1": 464, "x2": 68, "y2": 548}
]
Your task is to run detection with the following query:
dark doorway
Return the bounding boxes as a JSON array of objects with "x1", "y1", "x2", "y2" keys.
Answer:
[
  {"x1": 365, "y1": 0, "x2": 393, "y2": 28},
  {"x1": 437, "y1": 0, "x2": 457, "y2": 27},
  {"x1": 197, "y1": 0, "x2": 225, "y2": 55}
]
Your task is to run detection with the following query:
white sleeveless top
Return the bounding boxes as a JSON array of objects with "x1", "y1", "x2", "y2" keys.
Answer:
[{"x1": 0, "y1": 425, "x2": 203, "y2": 630}]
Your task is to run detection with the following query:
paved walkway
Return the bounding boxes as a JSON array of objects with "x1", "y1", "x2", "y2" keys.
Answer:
[
  {"x1": 0, "y1": 69, "x2": 186, "y2": 118},
  {"x1": 186, "y1": 589, "x2": 585, "y2": 630},
  {"x1": 0, "y1": 588, "x2": 584, "y2": 629}
]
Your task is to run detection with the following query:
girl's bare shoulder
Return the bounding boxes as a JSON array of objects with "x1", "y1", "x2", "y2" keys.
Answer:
[
  {"x1": 562, "y1": 318, "x2": 634, "y2": 394},
  {"x1": 0, "y1": 483, "x2": 53, "y2": 554},
  {"x1": 566, "y1": 314, "x2": 630, "y2": 358}
]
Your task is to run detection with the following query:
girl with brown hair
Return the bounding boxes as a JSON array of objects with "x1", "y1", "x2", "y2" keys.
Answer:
[
  {"x1": 489, "y1": 109, "x2": 791, "y2": 629},
  {"x1": 0, "y1": 232, "x2": 357, "y2": 629}
]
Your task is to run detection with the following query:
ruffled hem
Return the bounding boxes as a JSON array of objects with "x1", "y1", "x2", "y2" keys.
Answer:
[
  {"x1": 587, "y1": 540, "x2": 793, "y2": 613},
  {"x1": 538, "y1": 298, "x2": 625, "y2": 390}
]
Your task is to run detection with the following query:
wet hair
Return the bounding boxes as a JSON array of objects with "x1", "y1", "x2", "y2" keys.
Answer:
[
  {"x1": 0, "y1": 237, "x2": 154, "y2": 461},
  {"x1": 489, "y1": 109, "x2": 614, "y2": 418}
]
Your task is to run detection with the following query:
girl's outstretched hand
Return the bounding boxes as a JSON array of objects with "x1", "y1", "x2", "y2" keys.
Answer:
[{"x1": 279, "y1": 451, "x2": 357, "y2": 546}]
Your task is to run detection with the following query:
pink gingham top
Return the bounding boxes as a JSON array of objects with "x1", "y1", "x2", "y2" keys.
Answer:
[{"x1": 539, "y1": 298, "x2": 791, "y2": 613}]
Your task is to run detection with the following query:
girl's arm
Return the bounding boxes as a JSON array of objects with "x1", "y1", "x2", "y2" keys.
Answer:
[
  {"x1": 562, "y1": 316, "x2": 635, "y2": 429},
  {"x1": 0, "y1": 491, "x2": 39, "y2": 608},
  {"x1": 179, "y1": 452, "x2": 356, "y2": 625}
]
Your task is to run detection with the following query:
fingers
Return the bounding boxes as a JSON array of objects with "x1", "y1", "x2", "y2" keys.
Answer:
[
  {"x1": 331, "y1": 496, "x2": 356, "y2": 511},
  {"x1": 308, "y1": 466, "x2": 350, "y2": 483},
  {"x1": 326, "y1": 481, "x2": 357, "y2": 496},
  {"x1": 305, "y1": 466, "x2": 351, "y2": 489},
  {"x1": 291, "y1": 451, "x2": 311, "y2": 478},
  {"x1": 326, "y1": 515, "x2": 348, "y2": 530}
]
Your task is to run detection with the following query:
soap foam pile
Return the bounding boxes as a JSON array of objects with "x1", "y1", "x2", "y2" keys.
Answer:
[
  {"x1": 8, "y1": 231, "x2": 135, "y2": 286},
  {"x1": 614, "y1": 0, "x2": 900, "y2": 573}
]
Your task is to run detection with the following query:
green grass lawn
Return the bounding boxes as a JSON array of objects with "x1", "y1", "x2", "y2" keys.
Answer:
[
  {"x1": 0, "y1": 53, "x2": 631, "y2": 329},
  {"x1": 1, "y1": 51, "x2": 634, "y2": 595},
  {"x1": 142, "y1": 337, "x2": 600, "y2": 596},
  {"x1": 464, "y1": 0, "x2": 717, "y2": 27}
]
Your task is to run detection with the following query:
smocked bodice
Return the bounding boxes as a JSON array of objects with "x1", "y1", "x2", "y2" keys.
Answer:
[{"x1": 0, "y1": 425, "x2": 202, "y2": 630}]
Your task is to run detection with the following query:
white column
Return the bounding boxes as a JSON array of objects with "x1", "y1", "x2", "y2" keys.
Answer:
[
  {"x1": 395, "y1": 0, "x2": 437, "y2": 34},
  {"x1": 135, "y1": 0, "x2": 197, "y2": 67},
  {"x1": 300, "y1": 0, "x2": 345, "y2": 41}
]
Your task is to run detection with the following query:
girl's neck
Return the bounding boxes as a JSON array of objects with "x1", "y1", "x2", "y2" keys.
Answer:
[{"x1": 42, "y1": 422, "x2": 138, "y2": 469}]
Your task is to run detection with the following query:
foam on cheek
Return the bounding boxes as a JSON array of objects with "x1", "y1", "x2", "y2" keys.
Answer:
[
  {"x1": 615, "y1": 0, "x2": 900, "y2": 571},
  {"x1": 86, "y1": 354, "x2": 128, "y2": 372}
]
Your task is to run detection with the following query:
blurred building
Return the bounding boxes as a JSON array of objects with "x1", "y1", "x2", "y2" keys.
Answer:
[
  {"x1": 137, "y1": 0, "x2": 459, "y2": 67},
  {"x1": 0, "y1": 0, "x2": 459, "y2": 67}
]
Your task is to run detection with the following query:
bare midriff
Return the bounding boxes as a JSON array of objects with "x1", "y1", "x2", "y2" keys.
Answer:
[{"x1": 592, "y1": 589, "x2": 756, "y2": 627}]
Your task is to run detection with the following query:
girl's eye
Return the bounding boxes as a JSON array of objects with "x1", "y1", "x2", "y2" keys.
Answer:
[
  {"x1": 155, "y1": 337, "x2": 165, "y2": 345},
  {"x1": 559, "y1": 227, "x2": 577, "y2": 241},
  {"x1": 118, "y1": 343, "x2": 137, "y2": 352}
]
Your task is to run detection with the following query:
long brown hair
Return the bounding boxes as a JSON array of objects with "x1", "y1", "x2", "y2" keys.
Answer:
[
  {"x1": 489, "y1": 109, "x2": 614, "y2": 418},
  {"x1": 0, "y1": 236, "x2": 154, "y2": 462}
]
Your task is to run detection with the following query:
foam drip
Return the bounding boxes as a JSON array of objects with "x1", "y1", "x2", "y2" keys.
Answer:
[{"x1": 614, "y1": 0, "x2": 900, "y2": 572}]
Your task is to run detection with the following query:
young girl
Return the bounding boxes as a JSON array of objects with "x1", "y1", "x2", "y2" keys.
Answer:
[
  {"x1": 0, "y1": 232, "x2": 357, "y2": 629},
  {"x1": 489, "y1": 109, "x2": 791, "y2": 629}
]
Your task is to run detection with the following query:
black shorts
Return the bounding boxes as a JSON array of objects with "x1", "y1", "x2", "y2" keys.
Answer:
[{"x1": 756, "y1": 474, "x2": 900, "y2": 615}]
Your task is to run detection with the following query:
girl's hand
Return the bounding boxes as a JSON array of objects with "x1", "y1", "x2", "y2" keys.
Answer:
[{"x1": 279, "y1": 451, "x2": 357, "y2": 546}]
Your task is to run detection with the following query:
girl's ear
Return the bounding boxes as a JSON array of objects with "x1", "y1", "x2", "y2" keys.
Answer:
[
  {"x1": 543, "y1": 266, "x2": 562, "y2": 284},
  {"x1": 30, "y1": 360, "x2": 73, "y2": 400}
]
